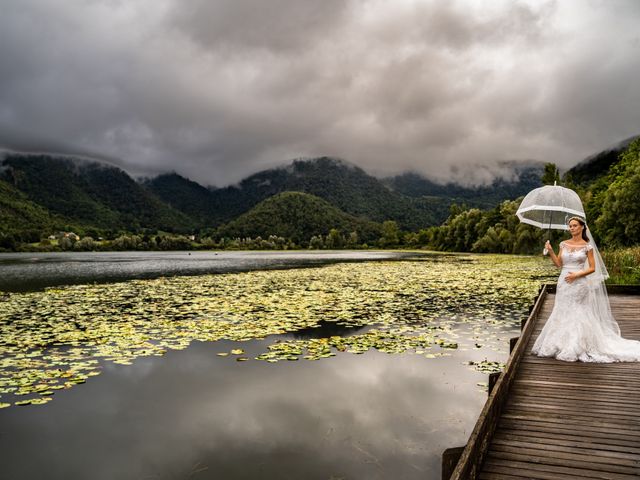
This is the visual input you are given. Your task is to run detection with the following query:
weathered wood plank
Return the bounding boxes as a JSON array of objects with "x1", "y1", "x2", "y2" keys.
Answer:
[
  {"x1": 483, "y1": 456, "x2": 640, "y2": 480},
  {"x1": 493, "y1": 431, "x2": 640, "y2": 455},
  {"x1": 509, "y1": 388, "x2": 640, "y2": 407},
  {"x1": 498, "y1": 418, "x2": 640, "y2": 443},
  {"x1": 448, "y1": 285, "x2": 640, "y2": 480},
  {"x1": 505, "y1": 400, "x2": 640, "y2": 418},
  {"x1": 490, "y1": 437, "x2": 640, "y2": 463},
  {"x1": 448, "y1": 285, "x2": 551, "y2": 479},
  {"x1": 500, "y1": 412, "x2": 640, "y2": 435},
  {"x1": 487, "y1": 448, "x2": 640, "y2": 475}
]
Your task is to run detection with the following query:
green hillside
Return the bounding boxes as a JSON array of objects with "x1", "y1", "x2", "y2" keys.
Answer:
[
  {"x1": 383, "y1": 163, "x2": 543, "y2": 208},
  {"x1": 566, "y1": 135, "x2": 638, "y2": 186},
  {"x1": 209, "y1": 157, "x2": 442, "y2": 230},
  {"x1": 143, "y1": 173, "x2": 218, "y2": 227},
  {"x1": 426, "y1": 137, "x2": 640, "y2": 256},
  {"x1": 216, "y1": 191, "x2": 382, "y2": 244},
  {"x1": 2, "y1": 137, "x2": 638, "y2": 256},
  {"x1": 1, "y1": 154, "x2": 194, "y2": 233},
  {"x1": 0, "y1": 179, "x2": 51, "y2": 228},
  {"x1": 578, "y1": 138, "x2": 640, "y2": 247}
]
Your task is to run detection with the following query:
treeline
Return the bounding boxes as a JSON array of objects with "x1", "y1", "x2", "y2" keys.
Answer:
[
  {"x1": 426, "y1": 137, "x2": 640, "y2": 254},
  {"x1": 579, "y1": 138, "x2": 640, "y2": 247},
  {"x1": 1, "y1": 155, "x2": 193, "y2": 232},
  {"x1": 3, "y1": 139, "x2": 638, "y2": 255},
  {"x1": 7, "y1": 221, "x2": 404, "y2": 252},
  {"x1": 422, "y1": 201, "x2": 552, "y2": 254}
]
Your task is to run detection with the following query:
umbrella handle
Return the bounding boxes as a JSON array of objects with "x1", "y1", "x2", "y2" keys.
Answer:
[{"x1": 543, "y1": 225, "x2": 551, "y2": 255}]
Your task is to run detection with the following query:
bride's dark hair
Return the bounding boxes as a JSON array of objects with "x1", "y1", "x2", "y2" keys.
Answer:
[{"x1": 568, "y1": 216, "x2": 588, "y2": 242}]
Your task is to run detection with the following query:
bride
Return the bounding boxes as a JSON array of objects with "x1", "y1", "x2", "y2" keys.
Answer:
[{"x1": 532, "y1": 216, "x2": 640, "y2": 362}]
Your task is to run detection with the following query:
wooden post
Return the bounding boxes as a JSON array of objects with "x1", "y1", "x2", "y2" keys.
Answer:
[
  {"x1": 488, "y1": 372, "x2": 501, "y2": 395},
  {"x1": 509, "y1": 337, "x2": 519, "y2": 353},
  {"x1": 442, "y1": 446, "x2": 465, "y2": 480},
  {"x1": 449, "y1": 285, "x2": 549, "y2": 479}
]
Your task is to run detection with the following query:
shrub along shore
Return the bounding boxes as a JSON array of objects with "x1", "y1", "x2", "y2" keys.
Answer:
[
  {"x1": 602, "y1": 247, "x2": 640, "y2": 285},
  {"x1": 4, "y1": 233, "x2": 638, "y2": 285}
]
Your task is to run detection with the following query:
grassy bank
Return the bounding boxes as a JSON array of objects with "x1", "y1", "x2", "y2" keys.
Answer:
[{"x1": 602, "y1": 246, "x2": 640, "y2": 285}]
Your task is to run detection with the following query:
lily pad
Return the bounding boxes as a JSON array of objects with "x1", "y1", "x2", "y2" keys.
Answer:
[{"x1": 0, "y1": 253, "x2": 555, "y2": 408}]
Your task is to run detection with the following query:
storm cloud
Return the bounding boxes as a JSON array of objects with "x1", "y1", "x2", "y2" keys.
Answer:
[{"x1": 1, "y1": 0, "x2": 639, "y2": 186}]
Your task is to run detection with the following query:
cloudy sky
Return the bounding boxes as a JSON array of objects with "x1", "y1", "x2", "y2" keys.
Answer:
[{"x1": 1, "y1": 0, "x2": 639, "y2": 186}]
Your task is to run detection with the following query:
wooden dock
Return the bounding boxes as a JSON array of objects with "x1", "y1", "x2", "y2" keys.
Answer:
[{"x1": 447, "y1": 284, "x2": 640, "y2": 479}]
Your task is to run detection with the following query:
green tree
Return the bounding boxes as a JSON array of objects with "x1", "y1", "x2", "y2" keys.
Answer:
[
  {"x1": 309, "y1": 235, "x2": 324, "y2": 249},
  {"x1": 594, "y1": 138, "x2": 640, "y2": 247},
  {"x1": 59, "y1": 236, "x2": 75, "y2": 250},
  {"x1": 0, "y1": 233, "x2": 18, "y2": 251},
  {"x1": 346, "y1": 231, "x2": 359, "y2": 248},
  {"x1": 326, "y1": 228, "x2": 344, "y2": 249},
  {"x1": 542, "y1": 163, "x2": 560, "y2": 185},
  {"x1": 379, "y1": 220, "x2": 400, "y2": 247},
  {"x1": 75, "y1": 236, "x2": 97, "y2": 251}
]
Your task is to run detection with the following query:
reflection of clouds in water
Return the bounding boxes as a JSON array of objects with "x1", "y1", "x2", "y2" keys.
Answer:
[
  {"x1": 0, "y1": 341, "x2": 484, "y2": 480},
  {"x1": 289, "y1": 320, "x2": 369, "y2": 339},
  {"x1": 0, "y1": 250, "x2": 405, "y2": 292},
  {"x1": 0, "y1": 253, "x2": 550, "y2": 478}
]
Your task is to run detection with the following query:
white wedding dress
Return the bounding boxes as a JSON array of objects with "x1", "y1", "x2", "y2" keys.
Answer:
[{"x1": 532, "y1": 241, "x2": 640, "y2": 362}]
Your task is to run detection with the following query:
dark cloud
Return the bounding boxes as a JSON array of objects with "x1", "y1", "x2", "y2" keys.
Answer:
[
  {"x1": 0, "y1": 0, "x2": 639, "y2": 186},
  {"x1": 169, "y1": 0, "x2": 351, "y2": 53}
]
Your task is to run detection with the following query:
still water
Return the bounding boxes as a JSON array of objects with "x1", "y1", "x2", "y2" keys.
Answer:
[
  {"x1": 0, "y1": 250, "x2": 404, "y2": 292},
  {"x1": 0, "y1": 251, "x2": 556, "y2": 479}
]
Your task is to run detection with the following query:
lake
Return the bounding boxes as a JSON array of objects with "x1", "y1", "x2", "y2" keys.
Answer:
[
  {"x1": 0, "y1": 250, "x2": 404, "y2": 292},
  {"x1": 0, "y1": 250, "x2": 556, "y2": 479}
]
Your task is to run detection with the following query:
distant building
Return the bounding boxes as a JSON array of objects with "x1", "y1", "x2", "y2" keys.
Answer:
[{"x1": 55, "y1": 232, "x2": 80, "y2": 241}]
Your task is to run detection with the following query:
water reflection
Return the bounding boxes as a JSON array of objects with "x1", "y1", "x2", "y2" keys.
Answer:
[
  {"x1": 0, "y1": 340, "x2": 485, "y2": 480},
  {"x1": 0, "y1": 251, "x2": 408, "y2": 292},
  {"x1": 289, "y1": 320, "x2": 369, "y2": 339},
  {"x1": 0, "y1": 252, "x2": 556, "y2": 479}
]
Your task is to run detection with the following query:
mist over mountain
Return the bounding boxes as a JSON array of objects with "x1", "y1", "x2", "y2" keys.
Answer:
[
  {"x1": 0, "y1": 131, "x2": 630, "y2": 251},
  {"x1": 1, "y1": 154, "x2": 193, "y2": 233},
  {"x1": 4, "y1": 140, "x2": 629, "y2": 244},
  {"x1": 565, "y1": 135, "x2": 639, "y2": 186},
  {"x1": 383, "y1": 161, "x2": 544, "y2": 209},
  {"x1": 0, "y1": 152, "x2": 552, "y2": 240},
  {"x1": 1, "y1": 152, "x2": 543, "y2": 238},
  {"x1": 202, "y1": 157, "x2": 448, "y2": 230}
]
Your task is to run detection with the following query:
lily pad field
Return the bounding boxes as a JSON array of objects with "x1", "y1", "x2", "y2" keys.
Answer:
[{"x1": 0, "y1": 251, "x2": 555, "y2": 479}]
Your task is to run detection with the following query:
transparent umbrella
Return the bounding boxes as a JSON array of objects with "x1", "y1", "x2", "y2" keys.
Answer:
[{"x1": 516, "y1": 183, "x2": 585, "y2": 253}]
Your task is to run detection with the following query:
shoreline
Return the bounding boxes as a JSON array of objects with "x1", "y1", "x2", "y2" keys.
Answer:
[{"x1": 0, "y1": 250, "x2": 425, "y2": 293}]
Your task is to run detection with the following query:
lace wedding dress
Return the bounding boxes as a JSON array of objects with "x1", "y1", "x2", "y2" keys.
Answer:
[{"x1": 532, "y1": 241, "x2": 640, "y2": 362}]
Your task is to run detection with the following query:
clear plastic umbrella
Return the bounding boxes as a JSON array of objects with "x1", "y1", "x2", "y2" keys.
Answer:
[
  {"x1": 516, "y1": 183, "x2": 585, "y2": 229},
  {"x1": 516, "y1": 183, "x2": 585, "y2": 253}
]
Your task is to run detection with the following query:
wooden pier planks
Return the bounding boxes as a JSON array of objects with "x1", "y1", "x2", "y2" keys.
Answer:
[{"x1": 450, "y1": 287, "x2": 640, "y2": 480}]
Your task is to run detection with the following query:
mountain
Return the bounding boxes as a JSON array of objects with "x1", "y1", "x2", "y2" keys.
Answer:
[
  {"x1": 565, "y1": 135, "x2": 639, "y2": 186},
  {"x1": 382, "y1": 162, "x2": 544, "y2": 208},
  {"x1": 216, "y1": 191, "x2": 381, "y2": 244},
  {"x1": 0, "y1": 151, "x2": 549, "y2": 242},
  {"x1": 567, "y1": 136, "x2": 640, "y2": 247},
  {"x1": 0, "y1": 178, "x2": 58, "y2": 237},
  {"x1": 206, "y1": 157, "x2": 446, "y2": 230},
  {"x1": 1, "y1": 153, "x2": 194, "y2": 233},
  {"x1": 143, "y1": 172, "x2": 218, "y2": 226}
]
